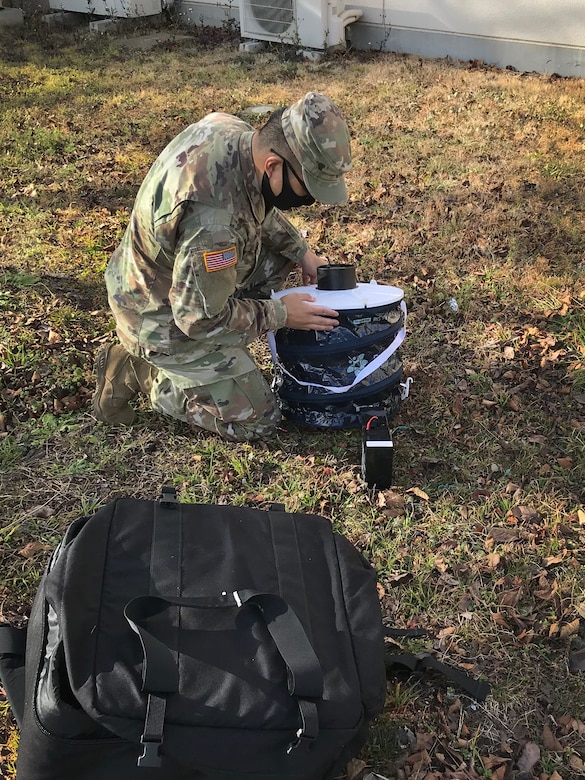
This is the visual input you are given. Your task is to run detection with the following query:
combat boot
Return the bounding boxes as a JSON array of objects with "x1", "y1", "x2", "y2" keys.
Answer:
[{"x1": 92, "y1": 344, "x2": 157, "y2": 425}]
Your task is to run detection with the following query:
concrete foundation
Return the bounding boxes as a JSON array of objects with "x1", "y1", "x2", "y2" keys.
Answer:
[
  {"x1": 41, "y1": 10, "x2": 85, "y2": 25},
  {"x1": 0, "y1": 5, "x2": 24, "y2": 25},
  {"x1": 238, "y1": 39, "x2": 265, "y2": 53},
  {"x1": 88, "y1": 16, "x2": 125, "y2": 32}
]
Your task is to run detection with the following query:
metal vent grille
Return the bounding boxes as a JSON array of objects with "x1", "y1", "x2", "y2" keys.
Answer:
[{"x1": 248, "y1": 0, "x2": 295, "y2": 36}]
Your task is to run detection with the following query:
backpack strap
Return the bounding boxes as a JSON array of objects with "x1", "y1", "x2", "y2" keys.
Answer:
[
  {"x1": 134, "y1": 487, "x2": 182, "y2": 767},
  {"x1": 0, "y1": 624, "x2": 27, "y2": 728},
  {"x1": 385, "y1": 627, "x2": 429, "y2": 639},
  {"x1": 124, "y1": 590, "x2": 323, "y2": 767},
  {"x1": 151, "y1": 487, "x2": 182, "y2": 598},
  {"x1": 268, "y1": 510, "x2": 312, "y2": 644},
  {"x1": 0, "y1": 624, "x2": 27, "y2": 656},
  {"x1": 385, "y1": 651, "x2": 490, "y2": 702}
]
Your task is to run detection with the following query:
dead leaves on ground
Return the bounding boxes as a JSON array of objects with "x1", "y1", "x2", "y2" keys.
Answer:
[
  {"x1": 373, "y1": 527, "x2": 585, "y2": 778},
  {"x1": 375, "y1": 489, "x2": 585, "y2": 684},
  {"x1": 0, "y1": 277, "x2": 105, "y2": 428},
  {"x1": 344, "y1": 708, "x2": 585, "y2": 780}
]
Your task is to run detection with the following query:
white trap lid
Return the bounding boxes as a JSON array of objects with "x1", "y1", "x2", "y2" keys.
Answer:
[{"x1": 271, "y1": 280, "x2": 404, "y2": 310}]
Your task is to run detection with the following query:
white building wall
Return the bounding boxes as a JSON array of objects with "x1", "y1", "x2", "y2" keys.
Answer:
[
  {"x1": 346, "y1": 0, "x2": 585, "y2": 76},
  {"x1": 350, "y1": 0, "x2": 585, "y2": 47},
  {"x1": 177, "y1": 0, "x2": 585, "y2": 78}
]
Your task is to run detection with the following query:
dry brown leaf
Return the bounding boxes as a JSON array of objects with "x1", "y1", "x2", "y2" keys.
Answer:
[
  {"x1": 47, "y1": 328, "x2": 62, "y2": 344},
  {"x1": 345, "y1": 758, "x2": 367, "y2": 780},
  {"x1": 18, "y1": 541, "x2": 52, "y2": 558},
  {"x1": 448, "y1": 700, "x2": 462, "y2": 716},
  {"x1": 481, "y1": 755, "x2": 509, "y2": 771},
  {"x1": 404, "y1": 749, "x2": 431, "y2": 767},
  {"x1": 560, "y1": 619, "x2": 580, "y2": 639},
  {"x1": 471, "y1": 488, "x2": 491, "y2": 501},
  {"x1": 557, "y1": 714, "x2": 573, "y2": 729},
  {"x1": 511, "y1": 505, "x2": 541, "y2": 524},
  {"x1": 499, "y1": 588, "x2": 523, "y2": 607},
  {"x1": 415, "y1": 732, "x2": 435, "y2": 751},
  {"x1": 557, "y1": 457, "x2": 574, "y2": 470},
  {"x1": 509, "y1": 396, "x2": 521, "y2": 412},
  {"x1": 543, "y1": 551, "x2": 567, "y2": 567},
  {"x1": 376, "y1": 582, "x2": 385, "y2": 599},
  {"x1": 407, "y1": 487, "x2": 429, "y2": 501},
  {"x1": 378, "y1": 490, "x2": 406, "y2": 516},
  {"x1": 503, "y1": 346, "x2": 515, "y2": 359},
  {"x1": 386, "y1": 572, "x2": 413, "y2": 587},
  {"x1": 542, "y1": 724, "x2": 563, "y2": 751},
  {"x1": 549, "y1": 771, "x2": 564, "y2": 780},
  {"x1": 572, "y1": 718, "x2": 585, "y2": 735},
  {"x1": 484, "y1": 552, "x2": 501, "y2": 569},
  {"x1": 60, "y1": 394, "x2": 81, "y2": 411},
  {"x1": 434, "y1": 557, "x2": 448, "y2": 574},
  {"x1": 452, "y1": 395, "x2": 464, "y2": 416},
  {"x1": 488, "y1": 527, "x2": 520, "y2": 543},
  {"x1": 515, "y1": 628, "x2": 535, "y2": 644},
  {"x1": 27, "y1": 505, "x2": 55, "y2": 519},
  {"x1": 491, "y1": 765, "x2": 508, "y2": 780},
  {"x1": 516, "y1": 741, "x2": 540, "y2": 772},
  {"x1": 569, "y1": 754, "x2": 585, "y2": 771},
  {"x1": 527, "y1": 435, "x2": 547, "y2": 444},
  {"x1": 492, "y1": 612, "x2": 509, "y2": 628}
]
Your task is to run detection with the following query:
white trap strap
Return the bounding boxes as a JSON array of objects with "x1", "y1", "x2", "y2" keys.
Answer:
[{"x1": 268, "y1": 301, "x2": 407, "y2": 395}]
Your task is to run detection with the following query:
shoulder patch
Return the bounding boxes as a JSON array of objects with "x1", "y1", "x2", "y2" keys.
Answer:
[{"x1": 203, "y1": 246, "x2": 238, "y2": 273}]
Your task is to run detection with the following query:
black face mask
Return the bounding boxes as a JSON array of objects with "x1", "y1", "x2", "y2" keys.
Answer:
[{"x1": 261, "y1": 158, "x2": 315, "y2": 211}]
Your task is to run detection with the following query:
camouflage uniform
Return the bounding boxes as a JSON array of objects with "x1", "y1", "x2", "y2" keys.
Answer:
[{"x1": 104, "y1": 93, "x2": 351, "y2": 441}]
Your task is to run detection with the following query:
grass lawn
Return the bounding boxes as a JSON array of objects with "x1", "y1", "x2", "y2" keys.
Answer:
[{"x1": 1, "y1": 17, "x2": 584, "y2": 780}]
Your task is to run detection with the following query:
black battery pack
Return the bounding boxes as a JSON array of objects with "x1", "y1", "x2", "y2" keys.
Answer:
[{"x1": 361, "y1": 411, "x2": 394, "y2": 489}]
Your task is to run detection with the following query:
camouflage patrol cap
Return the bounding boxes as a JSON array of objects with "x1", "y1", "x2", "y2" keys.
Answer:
[{"x1": 281, "y1": 92, "x2": 351, "y2": 205}]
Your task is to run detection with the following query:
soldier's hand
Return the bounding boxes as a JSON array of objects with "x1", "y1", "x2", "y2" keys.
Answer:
[
  {"x1": 299, "y1": 249, "x2": 329, "y2": 286},
  {"x1": 281, "y1": 293, "x2": 339, "y2": 331}
]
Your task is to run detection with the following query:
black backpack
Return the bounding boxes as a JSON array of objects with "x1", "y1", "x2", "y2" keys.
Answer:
[
  {"x1": 0, "y1": 489, "x2": 489, "y2": 780},
  {"x1": 6, "y1": 488, "x2": 388, "y2": 780}
]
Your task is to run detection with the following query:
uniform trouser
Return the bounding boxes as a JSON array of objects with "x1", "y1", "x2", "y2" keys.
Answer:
[{"x1": 138, "y1": 250, "x2": 295, "y2": 442}]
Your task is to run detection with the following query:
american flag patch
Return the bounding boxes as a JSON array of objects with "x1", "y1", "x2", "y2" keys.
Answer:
[{"x1": 203, "y1": 246, "x2": 237, "y2": 272}]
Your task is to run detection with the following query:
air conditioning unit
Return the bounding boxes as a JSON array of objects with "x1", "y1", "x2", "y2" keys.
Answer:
[{"x1": 239, "y1": 0, "x2": 363, "y2": 51}]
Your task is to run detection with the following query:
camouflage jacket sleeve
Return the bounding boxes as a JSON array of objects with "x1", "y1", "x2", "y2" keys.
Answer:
[
  {"x1": 170, "y1": 216, "x2": 288, "y2": 344},
  {"x1": 260, "y1": 208, "x2": 308, "y2": 262}
]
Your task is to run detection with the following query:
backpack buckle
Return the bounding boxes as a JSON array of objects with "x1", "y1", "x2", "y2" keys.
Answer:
[
  {"x1": 158, "y1": 486, "x2": 178, "y2": 508},
  {"x1": 137, "y1": 693, "x2": 167, "y2": 768},
  {"x1": 138, "y1": 737, "x2": 162, "y2": 768},
  {"x1": 286, "y1": 727, "x2": 316, "y2": 754},
  {"x1": 286, "y1": 698, "x2": 318, "y2": 753}
]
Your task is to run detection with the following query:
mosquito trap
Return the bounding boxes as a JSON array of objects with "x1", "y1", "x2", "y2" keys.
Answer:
[{"x1": 268, "y1": 265, "x2": 411, "y2": 489}]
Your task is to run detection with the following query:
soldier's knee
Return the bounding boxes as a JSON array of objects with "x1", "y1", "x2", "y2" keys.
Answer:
[
  {"x1": 221, "y1": 405, "x2": 281, "y2": 442},
  {"x1": 186, "y1": 393, "x2": 281, "y2": 442}
]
